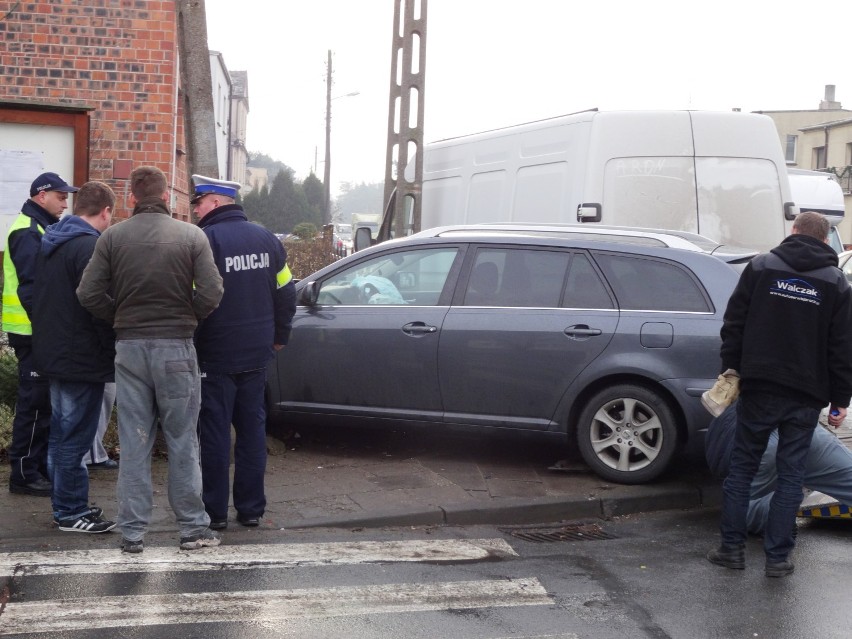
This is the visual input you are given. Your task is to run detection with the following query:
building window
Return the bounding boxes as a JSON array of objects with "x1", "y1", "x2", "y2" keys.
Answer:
[
  {"x1": 785, "y1": 135, "x2": 797, "y2": 164},
  {"x1": 814, "y1": 146, "x2": 827, "y2": 169},
  {"x1": 846, "y1": 142, "x2": 852, "y2": 166}
]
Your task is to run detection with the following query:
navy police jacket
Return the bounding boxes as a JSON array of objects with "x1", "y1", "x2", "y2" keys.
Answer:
[{"x1": 195, "y1": 205, "x2": 296, "y2": 373}]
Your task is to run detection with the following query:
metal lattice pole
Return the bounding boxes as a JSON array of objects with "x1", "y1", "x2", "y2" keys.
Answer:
[{"x1": 382, "y1": 0, "x2": 427, "y2": 239}]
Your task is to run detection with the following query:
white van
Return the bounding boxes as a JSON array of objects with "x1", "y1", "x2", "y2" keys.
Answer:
[
  {"x1": 377, "y1": 110, "x2": 796, "y2": 253},
  {"x1": 787, "y1": 168, "x2": 845, "y2": 252}
]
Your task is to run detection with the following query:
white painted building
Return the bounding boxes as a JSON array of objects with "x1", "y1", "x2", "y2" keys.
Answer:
[{"x1": 209, "y1": 51, "x2": 231, "y2": 181}]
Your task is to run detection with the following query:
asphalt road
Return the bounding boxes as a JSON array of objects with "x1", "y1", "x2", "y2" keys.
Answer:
[{"x1": 2, "y1": 508, "x2": 849, "y2": 638}]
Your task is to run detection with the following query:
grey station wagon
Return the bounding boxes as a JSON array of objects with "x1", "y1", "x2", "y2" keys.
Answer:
[{"x1": 267, "y1": 225, "x2": 755, "y2": 484}]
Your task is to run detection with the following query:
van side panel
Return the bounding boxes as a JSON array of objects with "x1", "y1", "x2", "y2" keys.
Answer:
[
  {"x1": 588, "y1": 111, "x2": 698, "y2": 232},
  {"x1": 468, "y1": 171, "x2": 507, "y2": 223},
  {"x1": 690, "y1": 111, "x2": 790, "y2": 251},
  {"x1": 422, "y1": 176, "x2": 465, "y2": 228},
  {"x1": 695, "y1": 157, "x2": 783, "y2": 252},
  {"x1": 420, "y1": 113, "x2": 593, "y2": 229},
  {"x1": 602, "y1": 156, "x2": 698, "y2": 233},
  {"x1": 511, "y1": 121, "x2": 590, "y2": 223}
]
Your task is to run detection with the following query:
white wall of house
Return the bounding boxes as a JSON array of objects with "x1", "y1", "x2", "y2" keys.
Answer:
[
  {"x1": 229, "y1": 70, "x2": 249, "y2": 186},
  {"x1": 209, "y1": 51, "x2": 231, "y2": 180}
]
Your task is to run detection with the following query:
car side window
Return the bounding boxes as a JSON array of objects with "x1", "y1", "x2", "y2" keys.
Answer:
[
  {"x1": 316, "y1": 248, "x2": 458, "y2": 306},
  {"x1": 464, "y1": 248, "x2": 570, "y2": 308},
  {"x1": 594, "y1": 252, "x2": 711, "y2": 312},
  {"x1": 562, "y1": 253, "x2": 613, "y2": 309}
]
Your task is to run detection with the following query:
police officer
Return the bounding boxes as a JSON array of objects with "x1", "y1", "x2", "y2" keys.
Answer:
[
  {"x1": 4, "y1": 172, "x2": 79, "y2": 496},
  {"x1": 191, "y1": 175, "x2": 296, "y2": 529}
]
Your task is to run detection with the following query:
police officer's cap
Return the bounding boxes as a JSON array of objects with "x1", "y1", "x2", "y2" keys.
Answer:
[
  {"x1": 30, "y1": 172, "x2": 79, "y2": 197},
  {"x1": 190, "y1": 174, "x2": 241, "y2": 204}
]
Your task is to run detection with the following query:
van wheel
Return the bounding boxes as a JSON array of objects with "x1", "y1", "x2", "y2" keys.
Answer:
[{"x1": 577, "y1": 384, "x2": 678, "y2": 484}]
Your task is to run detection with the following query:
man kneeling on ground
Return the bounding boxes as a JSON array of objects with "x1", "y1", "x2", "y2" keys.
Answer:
[{"x1": 706, "y1": 401, "x2": 852, "y2": 536}]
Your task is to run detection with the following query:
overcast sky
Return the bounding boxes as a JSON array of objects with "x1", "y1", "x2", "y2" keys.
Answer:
[{"x1": 205, "y1": 0, "x2": 848, "y2": 196}]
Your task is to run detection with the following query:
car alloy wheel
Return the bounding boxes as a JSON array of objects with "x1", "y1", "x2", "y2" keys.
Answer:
[{"x1": 577, "y1": 384, "x2": 678, "y2": 484}]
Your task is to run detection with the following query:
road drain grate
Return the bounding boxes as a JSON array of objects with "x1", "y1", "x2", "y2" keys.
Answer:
[{"x1": 499, "y1": 523, "x2": 617, "y2": 543}]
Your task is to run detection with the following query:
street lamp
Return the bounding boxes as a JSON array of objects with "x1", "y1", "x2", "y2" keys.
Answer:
[{"x1": 323, "y1": 50, "x2": 359, "y2": 220}]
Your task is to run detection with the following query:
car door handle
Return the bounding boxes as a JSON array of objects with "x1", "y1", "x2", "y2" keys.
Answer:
[
  {"x1": 402, "y1": 322, "x2": 438, "y2": 336},
  {"x1": 564, "y1": 325, "x2": 602, "y2": 337}
]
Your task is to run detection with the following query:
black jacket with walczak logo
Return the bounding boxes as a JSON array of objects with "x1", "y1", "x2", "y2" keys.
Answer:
[{"x1": 720, "y1": 233, "x2": 852, "y2": 410}]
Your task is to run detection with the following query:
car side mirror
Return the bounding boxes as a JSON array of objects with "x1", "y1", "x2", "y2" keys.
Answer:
[
  {"x1": 353, "y1": 227, "x2": 373, "y2": 252},
  {"x1": 298, "y1": 281, "x2": 319, "y2": 307}
]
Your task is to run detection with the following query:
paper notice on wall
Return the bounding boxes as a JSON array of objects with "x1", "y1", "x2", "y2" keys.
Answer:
[{"x1": 0, "y1": 150, "x2": 45, "y2": 250}]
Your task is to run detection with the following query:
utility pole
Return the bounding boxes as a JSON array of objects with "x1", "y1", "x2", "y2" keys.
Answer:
[
  {"x1": 176, "y1": 0, "x2": 218, "y2": 181},
  {"x1": 381, "y1": 0, "x2": 427, "y2": 239},
  {"x1": 323, "y1": 49, "x2": 332, "y2": 222}
]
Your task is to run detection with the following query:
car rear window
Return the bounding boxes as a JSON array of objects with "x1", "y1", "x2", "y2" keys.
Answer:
[{"x1": 593, "y1": 252, "x2": 711, "y2": 312}]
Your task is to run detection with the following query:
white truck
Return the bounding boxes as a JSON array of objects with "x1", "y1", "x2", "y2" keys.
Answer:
[
  {"x1": 787, "y1": 168, "x2": 845, "y2": 251},
  {"x1": 374, "y1": 109, "x2": 798, "y2": 252}
]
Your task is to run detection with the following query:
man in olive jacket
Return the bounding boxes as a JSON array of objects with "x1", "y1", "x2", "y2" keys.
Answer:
[{"x1": 77, "y1": 166, "x2": 224, "y2": 553}]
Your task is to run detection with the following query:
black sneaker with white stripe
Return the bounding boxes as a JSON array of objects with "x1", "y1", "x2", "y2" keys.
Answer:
[
  {"x1": 57, "y1": 512, "x2": 117, "y2": 534},
  {"x1": 54, "y1": 506, "x2": 103, "y2": 525}
]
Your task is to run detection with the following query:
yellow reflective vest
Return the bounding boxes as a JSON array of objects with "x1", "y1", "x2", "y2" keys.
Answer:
[{"x1": 2, "y1": 213, "x2": 46, "y2": 335}]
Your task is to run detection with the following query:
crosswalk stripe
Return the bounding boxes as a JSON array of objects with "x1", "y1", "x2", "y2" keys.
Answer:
[
  {"x1": 0, "y1": 538, "x2": 517, "y2": 578},
  {"x1": 0, "y1": 577, "x2": 551, "y2": 635}
]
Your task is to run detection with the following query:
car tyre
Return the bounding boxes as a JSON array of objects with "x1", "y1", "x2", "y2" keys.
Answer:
[{"x1": 577, "y1": 384, "x2": 678, "y2": 484}]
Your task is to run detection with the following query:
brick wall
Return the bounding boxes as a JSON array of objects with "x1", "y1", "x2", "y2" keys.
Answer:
[{"x1": 0, "y1": 0, "x2": 192, "y2": 221}]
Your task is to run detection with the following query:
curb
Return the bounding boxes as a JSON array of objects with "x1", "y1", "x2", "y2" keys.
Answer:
[{"x1": 285, "y1": 483, "x2": 717, "y2": 530}]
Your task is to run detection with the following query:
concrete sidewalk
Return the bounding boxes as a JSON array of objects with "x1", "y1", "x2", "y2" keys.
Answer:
[
  {"x1": 2, "y1": 411, "x2": 848, "y2": 545},
  {"x1": 0, "y1": 425, "x2": 721, "y2": 545}
]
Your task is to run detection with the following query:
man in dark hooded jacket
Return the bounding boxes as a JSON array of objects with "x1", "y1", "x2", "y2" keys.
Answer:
[
  {"x1": 707, "y1": 211, "x2": 852, "y2": 577},
  {"x1": 32, "y1": 181, "x2": 117, "y2": 533}
]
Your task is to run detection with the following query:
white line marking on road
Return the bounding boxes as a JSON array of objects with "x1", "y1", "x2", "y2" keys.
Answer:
[
  {"x1": 0, "y1": 577, "x2": 551, "y2": 635},
  {"x1": 0, "y1": 538, "x2": 517, "y2": 577}
]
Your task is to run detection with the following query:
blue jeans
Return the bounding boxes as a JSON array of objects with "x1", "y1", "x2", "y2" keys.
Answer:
[
  {"x1": 115, "y1": 339, "x2": 210, "y2": 541},
  {"x1": 747, "y1": 423, "x2": 852, "y2": 534},
  {"x1": 721, "y1": 391, "x2": 818, "y2": 562},
  {"x1": 47, "y1": 381, "x2": 104, "y2": 521},
  {"x1": 199, "y1": 369, "x2": 268, "y2": 521}
]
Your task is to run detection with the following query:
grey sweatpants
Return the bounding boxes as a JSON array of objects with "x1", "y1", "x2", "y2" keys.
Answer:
[{"x1": 115, "y1": 339, "x2": 210, "y2": 541}]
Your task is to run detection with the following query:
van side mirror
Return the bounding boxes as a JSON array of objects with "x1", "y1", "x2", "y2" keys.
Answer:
[
  {"x1": 298, "y1": 281, "x2": 319, "y2": 307},
  {"x1": 784, "y1": 201, "x2": 799, "y2": 221},
  {"x1": 353, "y1": 227, "x2": 374, "y2": 252}
]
